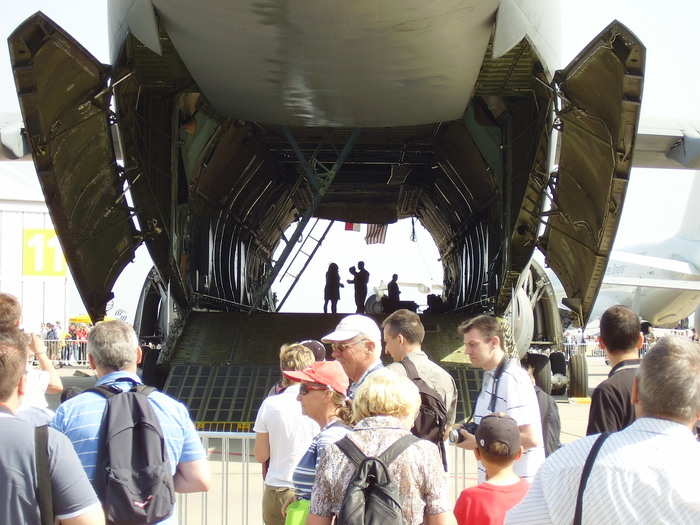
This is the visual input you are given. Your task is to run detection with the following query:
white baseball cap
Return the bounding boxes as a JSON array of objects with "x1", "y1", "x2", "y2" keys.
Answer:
[{"x1": 321, "y1": 315, "x2": 382, "y2": 346}]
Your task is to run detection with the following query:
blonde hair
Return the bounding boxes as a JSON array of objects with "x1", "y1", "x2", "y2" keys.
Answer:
[
  {"x1": 331, "y1": 391, "x2": 353, "y2": 425},
  {"x1": 352, "y1": 369, "x2": 420, "y2": 424},
  {"x1": 279, "y1": 343, "x2": 315, "y2": 387}
]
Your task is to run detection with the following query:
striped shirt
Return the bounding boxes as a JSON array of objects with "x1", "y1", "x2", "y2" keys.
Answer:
[
  {"x1": 506, "y1": 418, "x2": 700, "y2": 524},
  {"x1": 51, "y1": 371, "x2": 205, "y2": 525},
  {"x1": 474, "y1": 359, "x2": 544, "y2": 482},
  {"x1": 292, "y1": 420, "x2": 352, "y2": 499}
]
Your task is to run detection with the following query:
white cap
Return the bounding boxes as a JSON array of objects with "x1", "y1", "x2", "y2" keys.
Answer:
[{"x1": 321, "y1": 315, "x2": 382, "y2": 346}]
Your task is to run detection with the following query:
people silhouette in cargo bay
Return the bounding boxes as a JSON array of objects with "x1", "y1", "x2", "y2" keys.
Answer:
[
  {"x1": 347, "y1": 261, "x2": 369, "y2": 314},
  {"x1": 323, "y1": 263, "x2": 344, "y2": 314}
]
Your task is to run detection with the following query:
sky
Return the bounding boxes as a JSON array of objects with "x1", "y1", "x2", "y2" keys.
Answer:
[{"x1": 0, "y1": 1, "x2": 698, "y2": 316}]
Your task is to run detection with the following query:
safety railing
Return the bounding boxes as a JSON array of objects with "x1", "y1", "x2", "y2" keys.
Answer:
[
  {"x1": 41, "y1": 339, "x2": 89, "y2": 366},
  {"x1": 176, "y1": 432, "x2": 477, "y2": 524},
  {"x1": 563, "y1": 342, "x2": 653, "y2": 359}
]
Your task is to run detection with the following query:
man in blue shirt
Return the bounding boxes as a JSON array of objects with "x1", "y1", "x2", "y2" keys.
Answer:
[{"x1": 52, "y1": 320, "x2": 209, "y2": 524}]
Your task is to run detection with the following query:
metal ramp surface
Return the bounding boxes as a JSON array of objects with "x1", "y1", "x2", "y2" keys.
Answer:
[{"x1": 164, "y1": 311, "x2": 484, "y2": 428}]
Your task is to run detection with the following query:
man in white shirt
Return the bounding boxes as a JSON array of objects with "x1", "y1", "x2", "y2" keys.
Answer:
[
  {"x1": 321, "y1": 315, "x2": 383, "y2": 399},
  {"x1": 507, "y1": 336, "x2": 700, "y2": 524},
  {"x1": 254, "y1": 344, "x2": 320, "y2": 525},
  {"x1": 455, "y1": 315, "x2": 544, "y2": 482}
]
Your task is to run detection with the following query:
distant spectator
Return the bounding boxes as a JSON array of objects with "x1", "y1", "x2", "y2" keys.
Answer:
[
  {"x1": 454, "y1": 414, "x2": 529, "y2": 525},
  {"x1": 456, "y1": 315, "x2": 544, "y2": 483},
  {"x1": 254, "y1": 344, "x2": 319, "y2": 525},
  {"x1": 283, "y1": 360, "x2": 352, "y2": 520},
  {"x1": 60, "y1": 387, "x2": 83, "y2": 404},
  {"x1": 52, "y1": 320, "x2": 209, "y2": 525},
  {"x1": 321, "y1": 314, "x2": 383, "y2": 398},
  {"x1": 308, "y1": 369, "x2": 453, "y2": 525},
  {"x1": 507, "y1": 336, "x2": 700, "y2": 524},
  {"x1": 0, "y1": 329, "x2": 104, "y2": 525},
  {"x1": 586, "y1": 305, "x2": 643, "y2": 435}
]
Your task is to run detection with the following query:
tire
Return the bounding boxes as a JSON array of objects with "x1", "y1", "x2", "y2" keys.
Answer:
[
  {"x1": 568, "y1": 353, "x2": 589, "y2": 398},
  {"x1": 527, "y1": 353, "x2": 552, "y2": 395},
  {"x1": 549, "y1": 352, "x2": 567, "y2": 395}
]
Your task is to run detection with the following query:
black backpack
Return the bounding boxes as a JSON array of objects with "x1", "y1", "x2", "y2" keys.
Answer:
[
  {"x1": 87, "y1": 382, "x2": 175, "y2": 525},
  {"x1": 336, "y1": 434, "x2": 418, "y2": 525},
  {"x1": 399, "y1": 359, "x2": 449, "y2": 470}
]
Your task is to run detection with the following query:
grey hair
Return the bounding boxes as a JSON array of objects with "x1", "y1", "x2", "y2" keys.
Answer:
[
  {"x1": 87, "y1": 320, "x2": 139, "y2": 371},
  {"x1": 638, "y1": 336, "x2": 700, "y2": 422}
]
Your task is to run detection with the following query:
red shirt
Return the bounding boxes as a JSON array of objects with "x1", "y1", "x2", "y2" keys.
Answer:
[{"x1": 453, "y1": 479, "x2": 529, "y2": 525}]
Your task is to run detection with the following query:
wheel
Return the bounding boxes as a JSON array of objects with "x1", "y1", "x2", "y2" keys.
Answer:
[
  {"x1": 549, "y1": 352, "x2": 568, "y2": 395},
  {"x1": 527, "y1": 353, "x2": 552, "y2": 395},
  {"x1": 568, "y1": 353, "x2": 589, "y2": 398}
]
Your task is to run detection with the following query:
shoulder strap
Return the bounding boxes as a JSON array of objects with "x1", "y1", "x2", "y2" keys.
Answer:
[
  {"x1": 35, "y1": 425, "x2": 54, "y2": 525},
  {"x1": 135, "y1": 384, "x2": 156, "y2": 396},
  {"x1": 400, "y1": 358, "x2": 443, "y2": 400},
  {"x1": 489, "y1": 356, "x2": 508, "y2": 412},
  {"x1": 86, "y1": 384, "x2": 121, "y2": 398},
  {"x1": 573, "y1": 432, "x2": 611, "y2": 525},
  {"x1": 336, "y1": 436, "x2": 367, "y2": 467},
  {"x1": 378, "y1": 434, "x2": 419, "y2": 466},
  {"x1": 399, "y1": 358, "x2": 420, "y2": 380}
]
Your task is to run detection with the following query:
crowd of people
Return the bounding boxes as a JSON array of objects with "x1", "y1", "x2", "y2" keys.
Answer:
[{"x1": 1, "y1": 289, "x2": 699, "y2": 524}]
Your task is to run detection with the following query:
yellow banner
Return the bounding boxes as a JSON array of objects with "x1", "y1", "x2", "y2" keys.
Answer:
[{"x1": 22, "y1": 229, "x2": 67, "y2": 276}]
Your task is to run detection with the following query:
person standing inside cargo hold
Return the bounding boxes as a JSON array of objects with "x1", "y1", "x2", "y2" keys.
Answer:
[
  {"x1": 321, "y1": 315, "x2": 383, "y2": 399},
  {"x1": 323, "y1": 263, "x2": 344, "y2": 314},
  {"x1": 347, "y1": 261, "x2": 370, "y2": 314}
]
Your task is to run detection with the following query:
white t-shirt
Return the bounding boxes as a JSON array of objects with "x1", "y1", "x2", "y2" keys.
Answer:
[
  {"x1": 21, "y1": 367, "x2": 50, "y2": 410},
  {"x1": 253, "y1": 383, "x2": 319, "y2": 488},
  {"x1": 474, "y1": 358, "x2": 545, "y2": 482}
]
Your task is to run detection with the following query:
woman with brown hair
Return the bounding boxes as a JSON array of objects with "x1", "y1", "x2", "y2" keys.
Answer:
[{"x1": 281, "y1": 361, "x2": 353, "y2": 521}]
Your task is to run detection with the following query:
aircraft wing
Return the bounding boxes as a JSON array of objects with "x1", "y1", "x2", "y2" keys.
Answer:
[{"x1": 603, "y1": 276, "x2": 700, "y2": 291}]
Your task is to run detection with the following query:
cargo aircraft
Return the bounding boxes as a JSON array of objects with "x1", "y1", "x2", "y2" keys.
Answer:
[{"x1": 8, "y1": 1, "x2": 647, "y2": 411}]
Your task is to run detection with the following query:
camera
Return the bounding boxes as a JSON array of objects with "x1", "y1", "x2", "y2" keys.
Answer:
[{"x1": 448, "y1": 421, "x2": 478, "y2": 444}]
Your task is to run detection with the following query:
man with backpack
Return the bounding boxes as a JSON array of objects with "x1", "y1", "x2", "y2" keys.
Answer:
[
  {"x1": 382, "y1": 309, "x2": 457, "y2": 469},
  {"x1": 52, "y1": 320, "x2": 210, "y2": 524},
  {"x1": 0, "y1": 329, "x2": 104, "y2": 525}
]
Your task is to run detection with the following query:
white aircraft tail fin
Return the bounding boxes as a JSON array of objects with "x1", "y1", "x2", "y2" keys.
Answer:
[{"x1": 678, "y1": 173, "x2": 700, "y2": 241}]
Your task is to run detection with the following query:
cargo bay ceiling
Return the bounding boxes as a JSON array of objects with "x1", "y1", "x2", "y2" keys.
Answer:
[{"x1": 9, "y1": 13, "x2": 644, "y2": 325}]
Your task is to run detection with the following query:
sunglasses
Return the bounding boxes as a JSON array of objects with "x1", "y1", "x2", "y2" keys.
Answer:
[
  {"x1": 299, "y1": 382, "x2": 330, "y2": 395},
  {"x1": 331, "y1": 339, "x2": 369, "y2": 353}
]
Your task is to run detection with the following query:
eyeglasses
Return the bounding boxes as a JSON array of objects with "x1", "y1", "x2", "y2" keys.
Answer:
[
  {"x1": 331, "y1": 339, "x2": 369, "y2": 353},
  {"x1": 299, "y1": 382, "x2": 330, "y2": 396}
]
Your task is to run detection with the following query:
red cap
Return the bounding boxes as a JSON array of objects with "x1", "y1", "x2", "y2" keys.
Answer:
[{"x1": 283, "y1": 361, "x2": 349, "y2": 396}]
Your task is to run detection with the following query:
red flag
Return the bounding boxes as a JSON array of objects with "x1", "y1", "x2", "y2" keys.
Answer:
[{"x1": 345, "y1": 223, "x2": 361, "y2": 231}]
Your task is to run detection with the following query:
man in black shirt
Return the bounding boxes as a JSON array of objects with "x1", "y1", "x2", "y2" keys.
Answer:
[{"x1": 586, "y1": 305, "x2": 643, "y2": 435}]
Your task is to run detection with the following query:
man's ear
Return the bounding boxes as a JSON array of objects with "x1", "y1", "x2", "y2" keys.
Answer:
[
  {"x1": 87, "y1": 353, "x2": 97, "y2": 370},
  {"x1": 491, "y1": 335, "x2": 501, "y2": 349},
  {"x1": 17, "y1": 373, "x2": 27, "y2": 398},
  {"x1": 597, "y1": 336, "x2": 607, "y2": 350},
  {"x1": 135, "y1": 346, "x2": 143, "y2": 365},
  {"x1": 514, "y1": 445, "x2": 523, "y2": 461},
  {"x1": 636, "y1": 332, "x2": 644, "y2": 349}
]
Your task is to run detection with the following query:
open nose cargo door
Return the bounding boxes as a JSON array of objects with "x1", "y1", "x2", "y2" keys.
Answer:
[
  {"x1": 9, "y1": 12, "x2": 140, "y2": 322},
  {"x1": 541, "y1": 21, "x2": 645, "y2": 326}
]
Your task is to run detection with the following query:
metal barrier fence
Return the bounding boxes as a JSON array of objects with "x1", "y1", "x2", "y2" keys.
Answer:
[
  {"x1": 562, "y1": 342, "x2": 651, "y2": 359},
  {"x1": 176, "y1": 431, "x2": 477, "y2": 525},
  {"x1": 41, "y1": 339, "x2": 89, "y2": 366}
]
